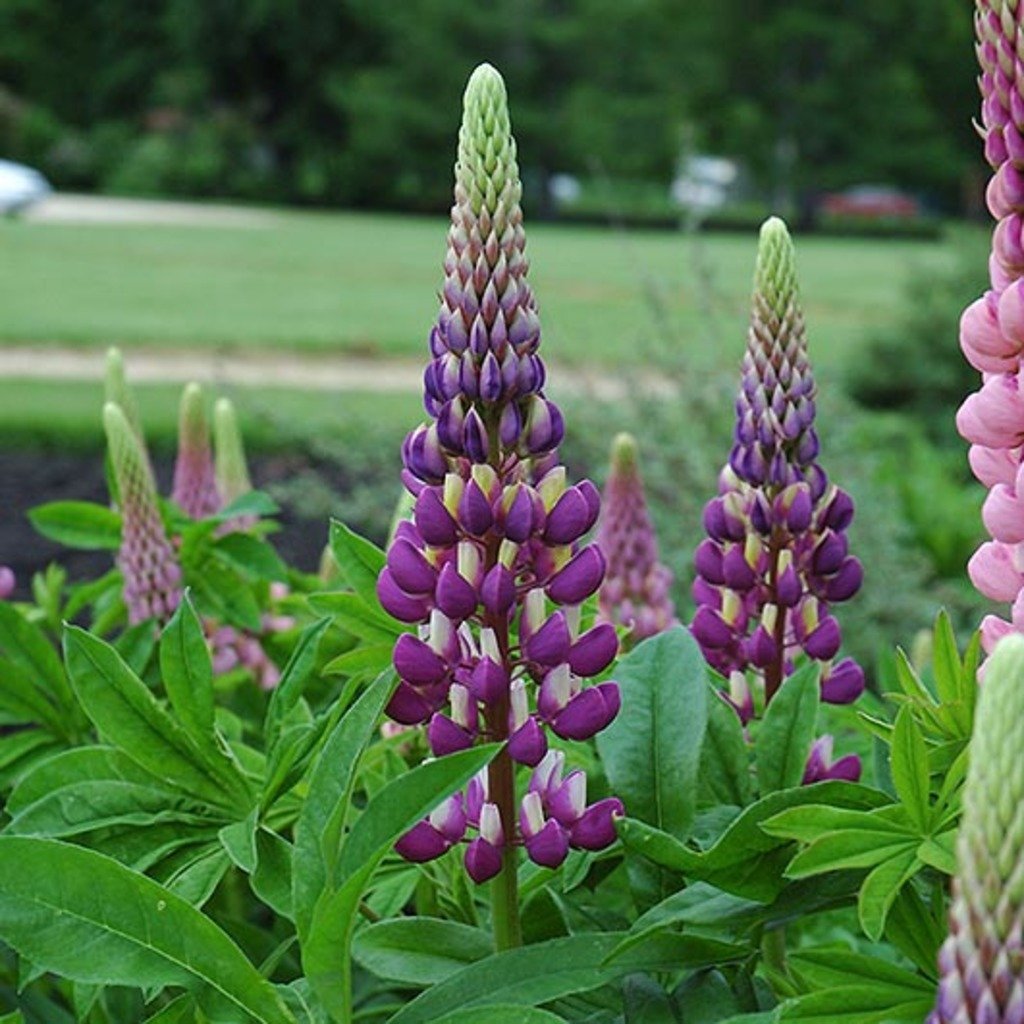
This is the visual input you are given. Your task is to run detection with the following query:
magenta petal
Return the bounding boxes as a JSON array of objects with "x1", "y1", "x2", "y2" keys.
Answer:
[
  {"x1": 377, "y1": 569, "x2": 431, "y2": 623},
  {"x1": 577, "y1": 479, "x2": 601, "y2": 531},
  {"x1": 544, "y1": 488, "x2": 591, "y2": 544},
  {"x1": 825, "y1": 558, "x2": 863, "y2": 602},
  {"x1": 393, "y1": 633, "x2": 448, "y2": 686},
  {"x1": 464, "y1": 838, "x2": 503, "y2": 883},
  {"x1": 458, "y1": 480, "x2": 494, "y2": 536},
  {"x1": 524, "y1": 819, "x2": 570, "y2": 869},
  {"x1": 387, "y1": 680, "x2": 437, "y2": 725},
  {"x1": 568, "y1": 623, "x2": 619, "y2": 677},
  {"x1": 415, "y1": 487, "x2": 458, "y2": 546},
  {"x1": 481, "y1": 563, "x2": 516, "y2": 616},
  {"x1": 820, "y1": 657, "x2": 865, "y2": 704},
  {"x1": 435, "y1": 563, "x2": 478, "y2": 621},
  {"x1": 550, "y1": 686, "x2": 616, "y2": 740},
  {"x1": 468, "y1": 656, "x2": 509, "y2": 704},
  {"x1": 395, "y1": 821, "x2": 450, "y2": 862},
  {"x1": 803, "y1": 616, "x2": 841, "y2": 660},
  {"x1": 547, "y1": 545, "x2": 605, "y2": 605},
  {"x1": 507, "y1": 717, "x2": 548, "y2": 766},
  {"x1": 427, "y1": 713, "x2": 475, "y2": 756},
  {"x1": 570, "y1": 798, "x2": 624, "y2": 850},
  {"x1": 525, "y1": 611, "x2": 572, "y2": 666},
  {"x1": 690, "y1": 606, "x2": 733, "y2": 649},
  {"x1": 824, "y1": 753, "x2": 861, "y2": 783},
  {"x1": 387, "y1": 538, "x2": 437, "y2": 595}
]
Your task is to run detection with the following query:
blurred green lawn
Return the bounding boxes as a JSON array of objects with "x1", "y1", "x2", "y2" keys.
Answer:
[{"x1": 0, "y1": 210, "x2": 965, "y2": 376}]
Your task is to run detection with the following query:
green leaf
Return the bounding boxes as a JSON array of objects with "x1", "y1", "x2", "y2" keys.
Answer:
[
  {"x1": 386, "y1": 934, "x2": 631, "y2": 1024},
  {"x1": 292, "y1": 669, "x2": 396, "y2": 942},
  {"x1": 160, "y1": 594, "x2": 215, "y2": 745},
  {"x1": 352, "y1": 918, "x2": 493, "y2": 985},
  {"x1": 329, "y1": 519, "x2": 386, "y2": 607},
  {"x1": 918, "y1": 831, "x2": 957, "y2": 875},
  {"x1": 431, "y1": 1010, "x2": 565, "y2": 1024},
  {"x1": 755, "y1": 662, "x2": 819, "y2": 794},
  {"x1": 0, "y1": 837, "x2": 294, "y2": 1024},
  {"x1": 885, "y1": 883, "x2": 944, "y2": 977},
  {"x1": 785, "y1": 830, "x2": 917, "y2": 878},
  {"x1": 700, "y1": 684, "x2": 752, "y2": 807},
  {"x1": 0, "y1": 603, "x2": 74, "y2": 712},
  {"x1": 219, "y1": 808, "x2": 258, "y2": 872},
  {"x1": 265, "y1": 618, "x2": 331, "y2": 747},
  {"x1": 596, "y1": 627, "x2": 708, "y2": 839},
  {"x1": 932, "y1": 609, "x2": 961, "y2": 706},
  {"x1": 619, "y1": 781, "x2": 889, "y2": 902},
  {"x1": 891, "y1": 705, "x2": 930, "y2": 832},
  {"x1": 857, "y1": 847, "x2": 921, "y2": 941},
  {"x1": 323, "y1": 643, "x2": 393, "y2": 679},
  {"x1": 252, "y1": 828, "x2": 294, "y2": 919},
  {"x1": 214, "y1": 490, "x2": 279, "y2": 521},
  {"x1": 307, "y1": 592, "x2": 401, "y2": 643},
  {"x1": 212, "y1": 533, "x2": 287, "y2": 581},
  {"x1": 28, "y1": 501, "x2": 122, "y2": 550},
  {"x1": 763, "y1": 804, "x2": 911, "y2": 844},
  {"x1": 64, "y1": 626, "x2": 250, "y2": 810},
  {"x1": 779, "y1": 988, "x2": 933, "y2": 1024},
  {"x1": 303, "y1": 744, "x2": 499, "y2": 1021}
]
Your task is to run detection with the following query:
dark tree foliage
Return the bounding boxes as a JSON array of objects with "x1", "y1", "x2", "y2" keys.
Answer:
[{"x1": 0, "y1": 0, "x2": 978, "y2": 210}]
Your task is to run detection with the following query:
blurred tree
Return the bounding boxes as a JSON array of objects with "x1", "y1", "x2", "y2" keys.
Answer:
[{"x1": 0, "y1": 0, "x2": 980, "y2": 210}]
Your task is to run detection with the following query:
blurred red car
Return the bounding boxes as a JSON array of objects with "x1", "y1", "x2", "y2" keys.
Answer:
[{"x1": 818, "y1": 185, "x2": 921, "y2": 220}]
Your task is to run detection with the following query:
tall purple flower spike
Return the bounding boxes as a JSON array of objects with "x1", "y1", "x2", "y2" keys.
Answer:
[
  {"x1": 955, "y1": 2, "x2": 1024, "y2": 657},
  {"x1": 172, "y1": 383, "x2": 221, "y2": 520},
  {"x1": 596, "y1": 432, "x2": 677, "y2": 647},
  {"x1": 380, "y1": 63, "x2": 623, "y2": 883},
  {"x1": 104, "y1": 403, "x2": 182, "y2": 625},
  {"x1": 691, "y1": 218, "x2": 864, "y2": 783}
]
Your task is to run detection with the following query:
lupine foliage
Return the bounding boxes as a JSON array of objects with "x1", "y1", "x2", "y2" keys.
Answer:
[{"x1": 0, "y1": 33, "x2": 1018, "y2": 1024}]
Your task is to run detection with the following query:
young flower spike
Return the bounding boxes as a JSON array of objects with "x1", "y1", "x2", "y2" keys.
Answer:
[
  {"x1": 380, "y1": 63, "x2": 622, "y2": 925},
  {"x1": 956, "y1": 2, "x2": 1024, "y2": 653},
  {"x1": 691, "y1": 218, "x2": 864, "y2": 779},
  {"x1": 214, "y1": 397, "x2": 253, "y2": 505},
  {"x1": 596, "y1": 432, "x2": 677, "y2": 646},
  {"x1": 172, "y1": 382, "x2": 221, "y2": 520},
  {"x1": 104, "y1": 402, "x2": 181, "y2": 625},
  {"x1": 930, "y1": 633, "x2": 1024, "y2": 1024},
  {"x1": 104, "y1": 347, "x2": 146, "y2": 454}
]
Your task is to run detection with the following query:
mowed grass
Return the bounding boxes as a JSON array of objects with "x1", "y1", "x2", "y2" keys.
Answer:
[{"x1": 0, "y1": 208, "x2": 968, "y2": 376}]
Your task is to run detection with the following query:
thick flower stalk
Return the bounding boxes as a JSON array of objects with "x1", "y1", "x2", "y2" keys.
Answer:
[
  {"x1": 172, "y1": 383, "x2": 221, "y2": 520},
  {"x1": 104, "y1": 403, "x2": 181, "y2": 624},
  {"x1": 376, "y1": 64, "x2": 622, "y2": 936},
  {"x1": 691, "y1": 218, "x2": 864, "y2": 779},
  {"x1": 956, "y1": 3, "x2": 1024, "y2": 654},
  {"x1": 596, "y1": 432, "x2": 677, "y2": 645},
  {"x1": 930, "y1": 633, "x2": 1024, "y2": 1023}
]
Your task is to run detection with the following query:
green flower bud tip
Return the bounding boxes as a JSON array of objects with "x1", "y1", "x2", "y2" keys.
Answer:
[
  {"x1": 213, "y1": 397, "x2": 252, "y2": 504},
  {"x1": 458, "y1": 62, "x2": 520, "y2": 217},
  {"x1": 172, "y1": 382, "x2": 220, "y2": 519},
  {"x1": 104, "y1": 346, "x2": 145, "y2": 452},
  {"x1": 610, "y1": 432, "x2": 639, "y2": 474},
  {"x1": 754, "y1": 216, "x2": 800, "y2": 322}
]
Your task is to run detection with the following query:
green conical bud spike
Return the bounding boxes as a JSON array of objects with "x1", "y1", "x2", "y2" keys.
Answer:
[
  {"x1": 104, "y1": 347, "x2": 146, "y2": 452},
  {"x1": 213, "y1": 397, "x2": 252, "y2": 504},
  {"x1": 457, "y1": 63, "x2": 521, "y2": 218},
  {"x1": 932, "y1": 633, "x2": 1024, "y2": 1022},
  {"x1": 103, "y1": 402, "x2": 181, "y2": 625},
  {"x1": 172, "y1": 382, "x2": 220, "y2": 519},
  {"x1": 610, "y1": 432, "x2": 639, "y2": 475},
  {"x1": 754, "y1": 217, "x2": 800, "y2": 323}
]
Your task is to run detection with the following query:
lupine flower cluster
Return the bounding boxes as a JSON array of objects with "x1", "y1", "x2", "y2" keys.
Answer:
[
  {"x1": 378, "y1": 63, "x2": 623, "y2": 882},
  {"x1": 929, "y1": 634, "x2": 1024, "y2": 1024},
  {"x1": 596, "y1": 432, "x2": 677, "y2": 646},
  {"x1": 690, "y1": 218, "x2": 864, "y2": 781},
  {"x1": 173, "y1": 382, "x2": 221, "y2": 520},
  {"x1": 957, "y1": 2, "x2": 1024, "y2": 654},
  {"x1": 104, "y1": 402, "x2": 182, "y2": 625}
]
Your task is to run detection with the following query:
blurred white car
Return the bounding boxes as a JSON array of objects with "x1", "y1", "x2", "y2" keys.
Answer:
[{"x1": 0, "y1": 159, "x2": 51, "y2": 215}]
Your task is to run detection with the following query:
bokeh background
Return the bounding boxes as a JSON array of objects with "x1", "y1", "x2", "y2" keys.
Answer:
[{"x1": 0, "y1": 0, "x2": 992, "y2": 675}]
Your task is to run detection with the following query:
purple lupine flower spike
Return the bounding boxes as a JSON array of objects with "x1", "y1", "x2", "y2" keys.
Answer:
[
  {"x1": 0, "y1": 567, "x2": 14, "y2": 601},
  {"x1": 931, "y1": 635, "x2": 1024, "y2": 1024},
  {"x1": 383, "y1": 63, "x2": 623, "y2": 883},
  {"x1": 955, "y1": 2, "x2": 1024, "y2": 656},
  {"x1": 691, "y1": 218, "x2": 864, "y2": 783},
  {"x1": 596, "y1": 432, "x2": 677, "y2": 647},
  {"x1": 104, "y1": 403, "x2": 182, "y2": 625},
  {"x1": 172, "y1": 383, "x2": 221, "y2": 519}
]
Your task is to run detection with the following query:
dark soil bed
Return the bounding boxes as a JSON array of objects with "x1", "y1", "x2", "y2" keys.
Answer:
[{"x1": 0, "y1": 448, "x2": 353, "y2": 600}]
